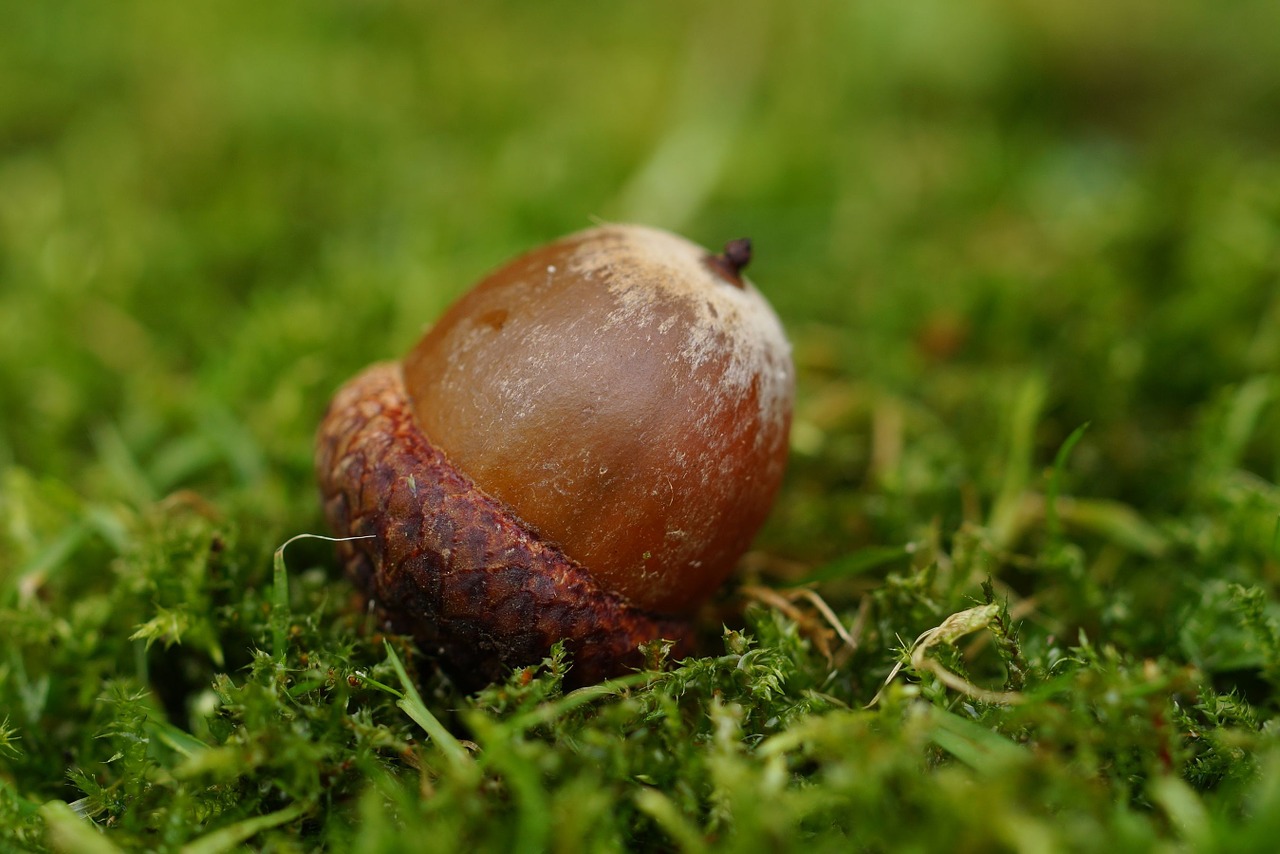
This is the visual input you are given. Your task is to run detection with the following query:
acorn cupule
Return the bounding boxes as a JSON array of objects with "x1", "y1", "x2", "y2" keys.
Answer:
[{"x1": 316, "y1": 360, "x2": 696, "y2": 688}]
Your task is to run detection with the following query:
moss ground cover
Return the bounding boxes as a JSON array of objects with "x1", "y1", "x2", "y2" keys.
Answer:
[{"x1": 2, "y1": 1, "x2": 1279, "y2": 850}]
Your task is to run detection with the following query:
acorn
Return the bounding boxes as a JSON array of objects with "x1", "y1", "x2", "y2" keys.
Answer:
[{"x1": 315, "y1": 224, "x2": 793, "y2": 688}]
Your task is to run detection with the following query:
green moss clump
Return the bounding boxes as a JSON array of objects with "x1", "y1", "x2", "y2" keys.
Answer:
[{"x1": 3, "y1": 0, "x2": 1280, "y2": 849}]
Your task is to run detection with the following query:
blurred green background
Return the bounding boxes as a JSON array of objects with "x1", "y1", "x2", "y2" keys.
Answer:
[
  {"x1": 2, "y1": 0, "x2": 1278, "y2": 627},
  {"x1": 4, "y1": 1, "x2": 1280, "y2": 848}
]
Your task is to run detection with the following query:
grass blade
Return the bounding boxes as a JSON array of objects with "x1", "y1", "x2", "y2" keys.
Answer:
[{"x1": 383, "y1": 640, "x2": 472, "y2": 772}]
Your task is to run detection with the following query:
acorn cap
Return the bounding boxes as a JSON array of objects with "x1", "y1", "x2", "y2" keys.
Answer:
[{"x1": 316, "y1": 362, "x2": 695, "y2": 689}]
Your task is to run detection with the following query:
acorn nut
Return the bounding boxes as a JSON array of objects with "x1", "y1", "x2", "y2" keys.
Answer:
[{"x1": 315, "y1": 224, "x2": 794, "y2": 688}]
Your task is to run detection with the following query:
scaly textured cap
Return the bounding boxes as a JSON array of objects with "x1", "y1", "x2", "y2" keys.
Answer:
[{"x1": 316, "y1": 361, "x2": 694, "y2": 689}]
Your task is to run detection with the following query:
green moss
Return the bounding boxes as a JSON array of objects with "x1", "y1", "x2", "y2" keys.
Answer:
[{"x1": 3, "y1": 0, "x2": 1280, "y2": 849}]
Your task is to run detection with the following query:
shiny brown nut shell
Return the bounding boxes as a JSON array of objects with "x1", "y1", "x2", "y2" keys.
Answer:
[
  {"x1": 315, "y1": 361, "x2": 695, "y2": 688},
  {"x1": 404, "y1": 225, "x2": 794, "y2": 614}
]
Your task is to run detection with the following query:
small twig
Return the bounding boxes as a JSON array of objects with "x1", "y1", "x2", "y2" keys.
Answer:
[
  {"x1": 740, "y1": 584, "x2": 862, "y2": 668},
  {"x1": 794, "y1": 588, "x2": 860, "y2": 654}
]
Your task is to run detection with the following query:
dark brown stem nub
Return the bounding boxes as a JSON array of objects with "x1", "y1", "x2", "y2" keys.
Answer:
[
  {"x1": 723, "y1": 238, "x2": 752, "y2": 275},
  {"x1": 706, "y1": 237, "x2": 753, "y2": 287}
]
